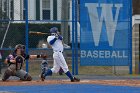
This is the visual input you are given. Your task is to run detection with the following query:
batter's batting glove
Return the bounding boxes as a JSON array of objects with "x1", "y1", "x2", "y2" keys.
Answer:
[{"x1": 58, "y1": 35, "x2": 63, "y2": 40}]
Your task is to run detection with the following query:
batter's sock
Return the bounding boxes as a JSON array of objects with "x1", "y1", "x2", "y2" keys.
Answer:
[
  {"x1": 65, "y1": 71, "x2": 73, "y2": 80},
  {"x1": 45, "y1": 69, "x2": 52, "y2": 76}
]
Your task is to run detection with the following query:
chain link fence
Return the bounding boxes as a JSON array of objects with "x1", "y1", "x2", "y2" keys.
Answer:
[
  {"x1": 0, "y1": 0, "x2": 76, "y2": 79},
  {"x1": 0, "y1": 0, "x2": 138, "y2": 80}
]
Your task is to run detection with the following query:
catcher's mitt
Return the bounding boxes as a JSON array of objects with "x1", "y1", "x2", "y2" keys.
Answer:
[
  {"x1": 41, "y1": 54, "x2": 47, "y2": 59},
  {"x1": 15, "y1": 55, "x2": 24, "y2": 70}
]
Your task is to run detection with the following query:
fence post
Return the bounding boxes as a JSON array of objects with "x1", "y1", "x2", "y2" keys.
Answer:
[
  {"x1": 129, "y1": 0, "x2": 132, "y2": 74},
  {"x1": 75, "y1": 0, "x2": 78, "y2": 75},
  {"x1": 25, "y1": 0, "x2": 29, "y2": 72},
  {"x1": 72, "y1": 0, "x2": 75, "y2": 75},
  {"x1": 0, "y1": 51, "x2": 2, "y2": 74},
  {"x1": 61, "y1": 0, "x2": 69, "y2": 44},
  {"x1": 139, "y1": 24, "x2": 140, "y2": 74}
]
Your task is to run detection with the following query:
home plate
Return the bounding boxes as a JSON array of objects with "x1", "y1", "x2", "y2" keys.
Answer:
[
  {"x1": 21, "y1": 82, "x2": 28, "y2": 84},
  {"x1": 80, "y1": 80, "x2": 90, "y2": 83}
]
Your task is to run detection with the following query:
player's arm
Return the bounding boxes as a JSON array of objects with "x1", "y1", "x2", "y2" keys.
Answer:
[
  {"x1": 25, "y1": 55, "x2": 47, "y2": 60},
  {"x1": 58, "y1": 35, "x2": 63, "y2": 40},
  {"x1": 47, "y1": 35, "x2": 62, "y2": 45},
  {"x1": 4, "y1": 55, "x2": 16, "y2": 64},
  {"x1": 29, "y1": 55, "x2": 42, "y2": 59},
  {"x1": 49, "y1": 37, "x2": 57, "y2": 45},
  {"x1": 4, "y1": 59, "x2": 16, "y2": 64},
  {"x1": 57, "y1": 35, "x2": 64, "y2": 44},
  {"x1": 57, "y1": 31, "x2": 63, "y2": 40},
  {"x1": 46, "y1": 42, "x2": 52, "y2": 48}
]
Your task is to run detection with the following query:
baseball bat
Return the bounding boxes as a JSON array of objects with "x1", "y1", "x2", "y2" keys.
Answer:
[{"x1": 29, "y1": 31, "x2": 49, "y2": 35}]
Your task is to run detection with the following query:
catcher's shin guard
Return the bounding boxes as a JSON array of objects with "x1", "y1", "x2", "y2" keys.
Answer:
[
  {"x1": 2, "y1": 69, "x2": 13, "y2": 81},
  {"x1": 26, "y1": 75, "x2": 32, "y2": 81},
  {"x1": 41, "y1": 72, "x2": 45, "y2": 81},
  {"x1": 41, "y1": 69, "x2": 52, "y2": 81}
]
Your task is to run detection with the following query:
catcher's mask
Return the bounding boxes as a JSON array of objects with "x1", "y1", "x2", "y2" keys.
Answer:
[{"x1": 15, "y1": 44, "x2": 25, "y2": 54}]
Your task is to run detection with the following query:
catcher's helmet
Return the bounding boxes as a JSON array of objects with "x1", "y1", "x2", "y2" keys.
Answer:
[
  {"x1": 15, "y1": 44, "x2": 23, "y2": 50},
  {"x1": 15, "y1": 44, "x2": 25, "y2": 53},
  {"x1": 50, "y1": 27, "x2": 58, "y2": 33}
]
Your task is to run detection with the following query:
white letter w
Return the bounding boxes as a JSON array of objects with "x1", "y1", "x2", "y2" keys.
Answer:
[{"x1": 85, "y1": 3, "x2": 122, "y2": 46}]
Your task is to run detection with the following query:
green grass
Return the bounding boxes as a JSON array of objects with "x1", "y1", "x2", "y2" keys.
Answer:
[{"x1": 27, "y1": 60, "x2": 123, "y2": 77}]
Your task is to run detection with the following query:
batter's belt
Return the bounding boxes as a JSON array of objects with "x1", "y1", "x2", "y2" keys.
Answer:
[{"x1": 53, "y1": 51, "x2": 63, "y2": 53}]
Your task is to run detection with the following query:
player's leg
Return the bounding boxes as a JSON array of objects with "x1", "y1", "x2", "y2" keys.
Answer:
[
  {"x1": 57, "y1": 53, "x2": 73, "y2": 80},
  {"x1": 51, "y1": 58, "x2": 61, "y2": 73},
  {"x1": 16, "y1": 69, "x2": 32, "y2": 81},
  {"x1": 58, "y1": 52, "x2": 80, "y2": 82},
  {"x1": 40, "y1": 53, "x2": 60, "y2": 81},
  {"x1": 59, "y1": 67, "x2": 64, "y2": 75},
  {"x1": 2, "y1": 68, "x2": 13, "y2": 81},
  {"x1": 44, "y1": 59, "x2": 60, "y2": 76},
  {"x1": 48, "y1": 52, "x2": 61, "y2": 74},
  {"x1": 41, "y1": 59, "x2": 60, "y2": 81}
]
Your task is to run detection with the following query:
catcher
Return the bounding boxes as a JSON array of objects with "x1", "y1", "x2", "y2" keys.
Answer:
[{"x1": 2, "y1": 44, "x2": 46, "y2": 81}]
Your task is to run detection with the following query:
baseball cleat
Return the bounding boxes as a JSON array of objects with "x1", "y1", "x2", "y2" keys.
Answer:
[
  {"x1": 71, "y1": 77, "x2": 80, "y2": 82},
  {"x1": 40, "y1": 73, "x2": 45, "y2": 81},
  {"x1": 2, "y1": 79, "x2": 6, "y2": 81}
]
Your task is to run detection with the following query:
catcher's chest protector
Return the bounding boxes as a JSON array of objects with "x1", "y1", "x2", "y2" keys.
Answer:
[{"x1": 15, "y1": 55, "x2": 25, "y2": 70}]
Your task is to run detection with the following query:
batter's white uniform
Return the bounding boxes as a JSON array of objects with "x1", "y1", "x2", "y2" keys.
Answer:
[{"x1": 47, "y1": 36, "x2": 69, "y2": 73}]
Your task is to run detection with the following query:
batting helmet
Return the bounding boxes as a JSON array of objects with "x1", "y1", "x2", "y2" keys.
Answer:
[{"x1": 50, "y1": 27, "x2": 58, "y2": 33}]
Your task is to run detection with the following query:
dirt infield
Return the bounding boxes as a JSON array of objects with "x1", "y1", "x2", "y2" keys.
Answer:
[{"x1": 0, "y1": 79, "x2": 140, "y2": 87}]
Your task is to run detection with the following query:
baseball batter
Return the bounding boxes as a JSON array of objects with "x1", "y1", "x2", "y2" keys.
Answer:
[
  {"x1": 2, "y1": 44, "x2": 46, "y2": 81},
  {"x1": 41, "y1": 27, "x2": 80, "y2": 82}
]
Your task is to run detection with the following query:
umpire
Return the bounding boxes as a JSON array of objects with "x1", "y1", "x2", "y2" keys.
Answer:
[{"x1": 2, "y1": 44, "x2": 45, "y2": 81}]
